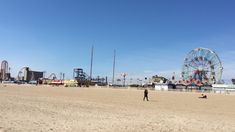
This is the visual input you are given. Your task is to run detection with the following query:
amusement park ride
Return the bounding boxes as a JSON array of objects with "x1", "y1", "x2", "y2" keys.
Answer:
[
  {"x1": 35, "y1": 68, "x2": 106, "y2": 87},
  {"x1": 73, "y1": 68, "x2": 107, "y2": 87},
  {"x1": 181, "y1": 48, "x2": 223, "y2": 86},
  {"x1": 1, "y1": 47, "x2": 235, "y2": 93},
  {"x1": 73, "y1": 68, "x2": 90, "y2": 87}
]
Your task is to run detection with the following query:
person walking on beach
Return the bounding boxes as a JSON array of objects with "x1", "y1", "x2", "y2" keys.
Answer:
[{"x1": 143, "y1": 89, "x2": 149, "y2": 101}]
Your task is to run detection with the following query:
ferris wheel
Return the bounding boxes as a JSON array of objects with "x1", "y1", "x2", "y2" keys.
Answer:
[{"x1": 182, "y1": 48, "x2": 223, "y2": 84}]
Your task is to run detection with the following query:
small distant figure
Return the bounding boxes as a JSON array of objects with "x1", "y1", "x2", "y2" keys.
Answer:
[
  {"x1": 143, "y1": 89, "x2": 149, "y2": 101},
  {"x1": 199, "y1": 94, "x2": 207, "y2": 99}
]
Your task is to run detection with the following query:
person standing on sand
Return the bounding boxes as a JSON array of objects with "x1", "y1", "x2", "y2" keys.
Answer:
[{"x1": 143, "y1": 89, "x2": 149, "y2": 101}]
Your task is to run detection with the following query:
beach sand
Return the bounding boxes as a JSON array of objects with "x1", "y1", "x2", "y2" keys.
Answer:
[{"x1": 0, "y1": 84, "x2": 235, "y2": 132}]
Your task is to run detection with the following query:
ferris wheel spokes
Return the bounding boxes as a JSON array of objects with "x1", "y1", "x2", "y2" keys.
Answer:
[{"x1": 182, "y1": 48, "x2": 223, "y2": 85}]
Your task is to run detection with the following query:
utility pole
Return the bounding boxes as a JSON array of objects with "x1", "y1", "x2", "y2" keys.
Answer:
[
  {"x1": 62, "y1": 73, "x2": 65, "y2": 80},
  {"x1": 90, "y1": 45, "x2": 94, "y2": 81},
  {"x1": 60, "y1": 72, "x2": 62, "y2": 80},
  {"x1": 112, "y1": 49, "x2": 116, "y2": 85}
]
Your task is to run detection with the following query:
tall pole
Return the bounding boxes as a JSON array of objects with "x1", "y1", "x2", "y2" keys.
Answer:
[
  {"x1": 60, "y1": 72, "x2": 62, "y2": 80},
  {"x1": 62, "y1": 73, "x2": 65, "y2": 80},
  {"x1": 90, "y1": 45, "x2": 94, "y2": 81},
  {"x1": 112, "y1": 50, "x2": 116, "y2": 85}
]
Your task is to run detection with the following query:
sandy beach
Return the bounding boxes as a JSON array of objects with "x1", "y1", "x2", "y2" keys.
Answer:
[{"x1": 0, "y1": 84, "x2": 235, "y2": 132}]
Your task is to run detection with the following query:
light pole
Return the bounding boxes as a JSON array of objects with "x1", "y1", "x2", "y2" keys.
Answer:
[
  {"x1": 8, "y1": 67, "x2": 11, "y2": 80},
  {"x1": 62, "y1": 73, "x2": 65, "y2": 80},
  {"x1": 121, "y1": 73, "x2": 128, "y2": 87},
  {"x1": 90, "y1": 45, "x2": 94, "y2": 81},
  {"x1": 59, "y1": 72, "x2": 62, "y2": 80}
]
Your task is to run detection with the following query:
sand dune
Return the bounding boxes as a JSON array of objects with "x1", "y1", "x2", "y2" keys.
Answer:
[{"x1": 0, "y1": 84, "x2": 235, "y2": 132}]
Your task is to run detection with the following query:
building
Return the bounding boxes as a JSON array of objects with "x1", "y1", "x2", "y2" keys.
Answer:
[{"x1": 20, "y1": 67, "x2": 44, "y2": 82}]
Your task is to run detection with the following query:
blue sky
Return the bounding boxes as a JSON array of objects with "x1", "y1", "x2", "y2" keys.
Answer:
[{"x1": 0, "y1": 0, "x2": 235, "y2": 82}]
